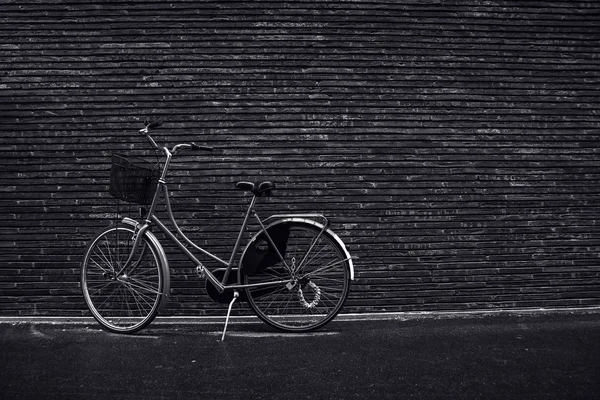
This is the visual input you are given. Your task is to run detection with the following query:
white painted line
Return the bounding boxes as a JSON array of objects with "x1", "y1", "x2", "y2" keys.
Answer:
[
  {"x1": 208, "y1": 331, "x2": 339, "y2": 338},
  {"x1": 0, "y1": 306, "x2": 598, "y2": 325}
]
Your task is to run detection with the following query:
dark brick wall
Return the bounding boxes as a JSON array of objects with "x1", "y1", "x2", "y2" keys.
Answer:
[{"x1": 1, "y1": 0, "x2": 600, "y2": 316}]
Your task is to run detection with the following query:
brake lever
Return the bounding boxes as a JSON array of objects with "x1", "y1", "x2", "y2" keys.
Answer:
[{"x1": 191, "y1": 142, "x2": 214, "y2": 152}]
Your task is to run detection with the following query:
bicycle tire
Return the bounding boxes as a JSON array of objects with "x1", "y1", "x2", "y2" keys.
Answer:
[
  {"x1": 81, "y1": 224, "x2": 166, "y2": 334},
  {"x1": 240, "y1": 220, "x2": 351, "y2": 332}
]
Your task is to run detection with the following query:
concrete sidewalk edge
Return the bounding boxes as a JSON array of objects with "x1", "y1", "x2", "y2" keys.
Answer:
[{"x1": 1, "y1": 306, "x2": 599, "y2": 325}]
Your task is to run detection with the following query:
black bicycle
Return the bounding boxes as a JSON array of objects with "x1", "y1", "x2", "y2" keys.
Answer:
[{"x1": 81, "y1": 121, "x2": 355, "y2": 339}]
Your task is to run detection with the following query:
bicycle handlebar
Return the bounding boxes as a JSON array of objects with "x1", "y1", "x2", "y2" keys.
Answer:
[
  {"x1": 146, "y1": 120, "x2": 163, "y2": 130},
  {"x1": 139, "y1": 120, "x2": 214, "y2": 154},
  {"x1": 191, "y1": 143, "x2": 214, "y2": 152},
  {"x1": 173, "y1": 143, "x2": 214, "y2": 154}
]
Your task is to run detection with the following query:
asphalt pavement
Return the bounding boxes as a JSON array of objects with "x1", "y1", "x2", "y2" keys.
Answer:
[{"x1": 1, "y1": 309, "x2": 599, "y2": 400}]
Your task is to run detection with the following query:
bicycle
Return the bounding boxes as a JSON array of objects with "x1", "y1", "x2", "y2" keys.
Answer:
[{"x1": 81, "y1": 121, "x2": 355, "y2": 339}]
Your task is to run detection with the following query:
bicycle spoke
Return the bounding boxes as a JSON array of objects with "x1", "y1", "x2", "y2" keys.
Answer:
[
  {"x1": 86, "y1": 280, "x2": 116, "y2": 297},
  {"x1": 122, "y1": 279, "x2": 161, "y2": 298},
  {"x1": 300, "y1": 258, "x2": 350, "y2": 280},
  {"x1": 90, "y1": 250, "x2": 115, "y2": 274},
  {"x1": 124, "y1": 284, "x2": 152, "y2": 314},
  {"x1": 95, "y1": 283, "x2": 124, "y2": 310},
  {"x1": 278, "y1": 292, "x2": 296, "y2": 319},
  {"x1": 128, "y1": 275, "x2": 159, "y2": 291},
  {"x1": 102, "y1": 239, "x2": 117, "y2": 269},
  {"x1": 301, "y1": 242, "x2": 329, "y2": 269}
]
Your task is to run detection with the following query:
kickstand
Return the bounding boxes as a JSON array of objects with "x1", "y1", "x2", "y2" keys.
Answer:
[{"x1": 221, "y1": 290, "x2": 239, "y2": 341}]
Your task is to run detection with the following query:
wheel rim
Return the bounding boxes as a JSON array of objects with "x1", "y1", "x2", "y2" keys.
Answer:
[
  {"x1": 82, "y1": 227, "x2": 163, "y2": 332},
  {"x1": 243, "y1": 223, "x2": 350, "y2": 331}
]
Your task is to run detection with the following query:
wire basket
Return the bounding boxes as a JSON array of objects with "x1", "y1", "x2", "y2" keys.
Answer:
[{"x1": 109, "y1": 153, "x2": 161, "y2": 205}]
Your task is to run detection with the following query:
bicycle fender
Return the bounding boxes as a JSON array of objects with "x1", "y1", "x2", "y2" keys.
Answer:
[
  {"x1": 241, "y1": 218, "x2": 355, "y2": 280},
  {"x1": 121, "y1": 218, "x2": 171, "y2": 312}
]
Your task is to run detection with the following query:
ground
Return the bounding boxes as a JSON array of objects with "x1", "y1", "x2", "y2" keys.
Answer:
[{"x1": 1, "y1": 310, "x2": 599, "y2": 399}]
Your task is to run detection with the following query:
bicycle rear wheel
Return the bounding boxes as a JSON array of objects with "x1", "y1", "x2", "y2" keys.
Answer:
[
  {"x1": 241, "y1": 221, "x2": 351, "y2": 332},
  {"x1": 81, "y1": 224, "x2": 166, "y2": 333}
]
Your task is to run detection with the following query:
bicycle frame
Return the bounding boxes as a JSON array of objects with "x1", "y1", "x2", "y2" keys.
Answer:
[
  {"x1": 83, "y1": 122, "x2": 356, "y2": 339},
  {"x1": 117, "y1": 145, "x2": 336, "y2": 295}
]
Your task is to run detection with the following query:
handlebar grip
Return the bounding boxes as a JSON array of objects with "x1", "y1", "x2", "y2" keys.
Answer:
[
  {"x1": 145, "y1": 120, "x2": 163, "y2": 129},
  {"x1": 191, "y1": 143, "x2": 214, "y2": 152}
]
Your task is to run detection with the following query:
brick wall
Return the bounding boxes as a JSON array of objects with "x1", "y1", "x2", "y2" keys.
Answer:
[{"x1": 1, "y1": 0, "x2": 600, "y2": 316}]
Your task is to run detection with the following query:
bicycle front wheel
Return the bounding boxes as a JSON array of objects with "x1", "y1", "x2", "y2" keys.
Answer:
[
  {"x1": 81, "y1": 224, "x2": 166, "y2": 333},
  {"x1": 241, "y1": 221, "x2": 351, "y2": 332}
]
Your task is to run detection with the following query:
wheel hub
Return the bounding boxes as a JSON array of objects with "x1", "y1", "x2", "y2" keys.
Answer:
[{"x1": 102, "y1": 271, "x2": 116, "y2": 280}]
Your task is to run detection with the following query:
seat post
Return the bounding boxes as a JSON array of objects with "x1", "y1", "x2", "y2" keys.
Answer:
[
  {"x1": 247, "y1": 195, "x2": 257, "y2": 212},
  {"x1": 222, "y1": 194, "x2": 258, "y2": 284}
]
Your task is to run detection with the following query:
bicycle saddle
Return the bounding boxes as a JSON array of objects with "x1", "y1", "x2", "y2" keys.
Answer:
[{"x1": 235, "y1": 181, "x2": 275, "y2": 197}]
